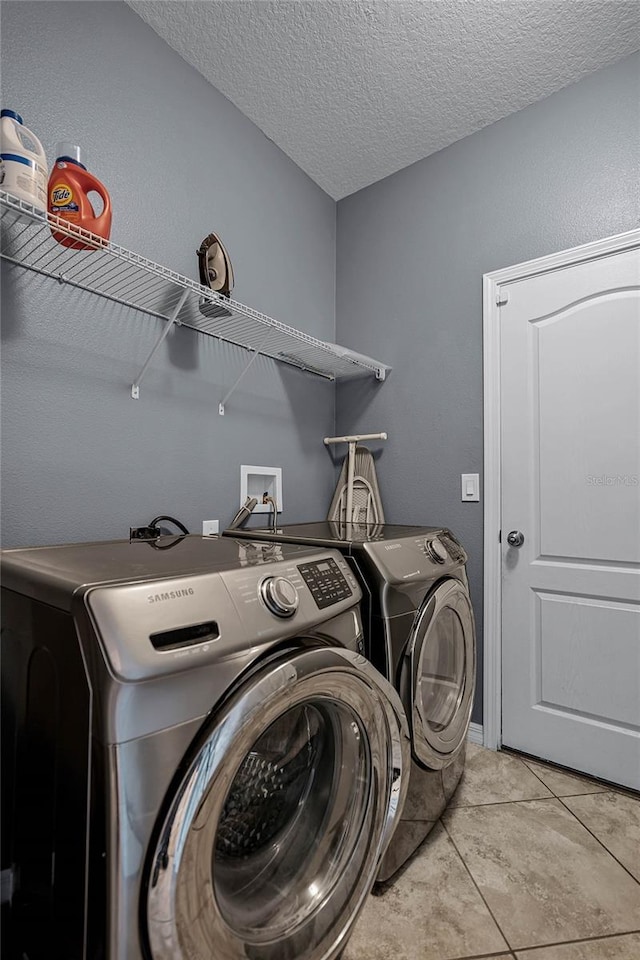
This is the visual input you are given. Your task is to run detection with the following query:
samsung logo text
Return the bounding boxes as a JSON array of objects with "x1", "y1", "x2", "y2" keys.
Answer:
[{"x1": 148, "y1": 588, "x2": 195, "y2": 604}]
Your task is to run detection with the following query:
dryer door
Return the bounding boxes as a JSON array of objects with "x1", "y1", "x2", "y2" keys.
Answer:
[
  {"x1": 408, "y1": 579, "x2": 476, "y2": 769},
  {"x1": 145, "y1": 646, "x2": 409, "y2": 960}
]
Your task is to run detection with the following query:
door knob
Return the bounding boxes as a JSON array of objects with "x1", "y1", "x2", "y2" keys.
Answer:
[{"x1": 507, "y1": 530, "x2": 525, "y2": 547}]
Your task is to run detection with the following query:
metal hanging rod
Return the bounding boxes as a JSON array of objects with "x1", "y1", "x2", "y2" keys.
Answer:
[{"x1": 324, "y1": 433, "x2": 388, "y2": 445}]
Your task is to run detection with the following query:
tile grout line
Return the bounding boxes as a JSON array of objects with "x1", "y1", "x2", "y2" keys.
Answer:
[
  {"x1": 452, "y1": 752, "x2": 556, "y2": 809},
  {"x1": 511, "y1": 756, "x2": 626, "y2": 807},
  {"x1": 453, "y1": 789, "x2": 609, "y2": 809},
  {"x1": 452, "y1": 795, "x2": 559, "y2": 810},
  {"x1": 443, "y1": 782, "x2": 640, "y2": 955},
  {"x1": 513, "y1": 928, "x2": 640, "y2": 954},
  {"x1": 440, "y1": 814, "x2": 515, "y2": 954},
  {"x1": 503, "y1": 749, "x2": 640, "y2": 801},
  {"x1": 519, "y1": 756, "x2": 567, "y2": 797},
  {"x1": 445, "y1": 926, "x2": 640, "y2": 960},
  {"x1": 442, "y1": 752, "x2": 559, "y2": 953},
  {"x1": 555, "y1": 794, "x2": 640, "y2": 889},
  {"x1": 446, "y1": 950, "x2": 516, "y2": 960},
  {"x1": 444, "y1": 752, "x2": 640, "y2": 957},
  {"x1": 512, "y1": 755, "x2": 640, "y2": 887},
  {"x1": 491, "y1": 756, "x2": 640, "y2": 890}
]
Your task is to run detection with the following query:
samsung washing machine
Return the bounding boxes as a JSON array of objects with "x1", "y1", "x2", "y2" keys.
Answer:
[
  {"x1": 0, "y1": 534, "x2": 410, "y2": 960},
  {"x1": 225, "y1": 522, "x2": 477, "y2": 880}
]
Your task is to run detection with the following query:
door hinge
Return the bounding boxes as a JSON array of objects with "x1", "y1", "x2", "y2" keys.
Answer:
[
  {"x1": 496, "y1": 289, "x2": 509, "y2": 306},
  {"x1": 498, "y1": 530, "x2": 502, "y2": 543}
]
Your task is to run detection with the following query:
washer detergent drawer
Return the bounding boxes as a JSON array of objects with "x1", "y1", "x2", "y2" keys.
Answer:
[
  {"x1": 144, "y1": 647, "x2": 410, "y2": 960},
  {"x1": 86, "y1": 561, "x2": 361, "y2": 683},
  {"x1": 86, "y1": 573, "x2": 250, "y2": 681}
]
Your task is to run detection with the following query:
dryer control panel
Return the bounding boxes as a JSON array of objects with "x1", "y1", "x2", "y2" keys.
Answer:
[
  {"x1": 363, "y1": 529, "x2": 467, "y2": 585},
  {"x1": 297, "y1": 557, "x2": 353, "y2": 609}
]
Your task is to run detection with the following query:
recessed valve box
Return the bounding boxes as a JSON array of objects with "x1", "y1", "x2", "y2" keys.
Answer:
[{"x1": 240, "y1": 465, "x2": 282, "y2": 514}]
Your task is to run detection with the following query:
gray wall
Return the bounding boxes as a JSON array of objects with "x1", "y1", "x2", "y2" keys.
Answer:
[
  {"x1": 1, "y1": 0, "x2": 337, "y2": 548},
  {"x1": 335, "y1": 53, "x2": 640, "y2": 721},
  {"x1": 3, "y1": 3, "x2": 639, "y2": 724}
]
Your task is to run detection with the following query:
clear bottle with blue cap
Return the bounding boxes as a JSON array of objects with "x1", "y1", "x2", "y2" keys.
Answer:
[{"x1": 0, "y1": 109, "x2": 48, "y2": 210}]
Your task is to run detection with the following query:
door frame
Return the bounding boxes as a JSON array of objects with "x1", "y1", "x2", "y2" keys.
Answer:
[{"x1": 482, "y1": 227, "x2": 640, "y2": 751}]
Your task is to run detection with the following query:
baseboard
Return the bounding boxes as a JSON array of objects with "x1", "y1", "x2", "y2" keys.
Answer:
[{"x1": 467, "y1": 722, "x2": 484, "y2": 746}]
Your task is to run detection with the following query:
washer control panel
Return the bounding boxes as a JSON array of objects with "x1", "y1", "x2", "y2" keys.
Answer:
[{"x1": 297, "y1": 557, "x2": 353, "y2": 609}]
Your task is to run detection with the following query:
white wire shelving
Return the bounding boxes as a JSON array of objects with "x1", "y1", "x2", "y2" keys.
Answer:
[{"x1": 0, "y1": 190, "x2": 390, "y2": 413}]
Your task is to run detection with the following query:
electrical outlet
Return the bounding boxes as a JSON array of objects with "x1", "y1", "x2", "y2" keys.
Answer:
[{"x1": 202, "y1": 520, "x2": 219, "y2": 536}]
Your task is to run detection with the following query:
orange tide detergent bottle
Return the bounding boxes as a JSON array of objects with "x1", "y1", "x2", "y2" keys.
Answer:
[{"x1": 48, "y1": 142, "x2": 111, "y2": 249}]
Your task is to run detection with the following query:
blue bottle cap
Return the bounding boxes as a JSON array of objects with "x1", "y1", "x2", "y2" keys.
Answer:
[
  {"x1": 1, "y1": 109, "x2": 24, "y2": 125},
  {"x1": 55, "y1": 156, "x2": 87, "y2": 170}
]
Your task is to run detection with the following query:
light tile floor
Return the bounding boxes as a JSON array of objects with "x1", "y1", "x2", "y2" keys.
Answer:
[{"x1": 344, "y1": 744, "x2": 640, "y2": 960}]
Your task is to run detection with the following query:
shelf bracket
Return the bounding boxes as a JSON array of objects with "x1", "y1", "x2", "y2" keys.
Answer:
[
  {"x1": 219, "y1": 330, "x2": 273, "y2": 415},
  {"x1": 131, "y1": 287, "x2": 190, "y2": 399}
]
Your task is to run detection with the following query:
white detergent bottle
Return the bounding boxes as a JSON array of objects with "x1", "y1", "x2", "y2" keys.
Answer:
[{"x1": 0, "y1": 109, "x2": 48, "y2": 210}]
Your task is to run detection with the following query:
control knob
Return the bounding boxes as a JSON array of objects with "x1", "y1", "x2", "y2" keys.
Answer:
[
  {"x1": 260, "y1": 576, "x2": 299, "y2": 618},
  {"x1": 425, "y1": 537, "x2": 448, "y2": 564}
]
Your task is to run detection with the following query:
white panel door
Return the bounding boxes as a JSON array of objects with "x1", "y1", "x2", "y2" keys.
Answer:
[{"x1": 501, "y1": 245, "x2": 640, "y2": 790}]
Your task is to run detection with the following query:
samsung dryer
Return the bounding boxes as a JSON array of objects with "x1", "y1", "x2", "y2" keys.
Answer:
[
  {"x1": 1, "y1": 534, "x2": 410, "y2": 960},
  {"x1": 225, "y1": 522, "x2": 477, "y2": 880}
]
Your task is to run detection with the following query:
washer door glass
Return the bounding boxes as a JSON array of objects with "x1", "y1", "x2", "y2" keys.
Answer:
[
  {"x1": 145, "y1": 646, "x2": 409, "y2": 960},
  {"x1": 409, "y1": 579, "x2": 476, "y2": 769},
  {"x1": 214, "y1": 699, "x2": 368, "y2": 941}
]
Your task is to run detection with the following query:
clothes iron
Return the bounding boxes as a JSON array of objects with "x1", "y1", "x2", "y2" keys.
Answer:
[{"x1": 197, "y1": 231, "x2": 234, "y2": 319}]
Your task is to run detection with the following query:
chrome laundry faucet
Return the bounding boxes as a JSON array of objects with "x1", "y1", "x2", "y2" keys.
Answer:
[{"x1": 262, "y1": 493, "x2": 278, "y2": 534}]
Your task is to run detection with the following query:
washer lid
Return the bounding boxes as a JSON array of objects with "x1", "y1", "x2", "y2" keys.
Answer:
[
  {"x1": 408, "y1": 579, "x2": 477, "y2": 770},
  {"x1": 145, "y1": 646, "x2": 410, "y2": 960},
  {"x1": 0, "y1": 534, "x2": 333, "y2": 611},
  {"x1": 225, "y1": 521, "x2": 448, "y2": 551}
]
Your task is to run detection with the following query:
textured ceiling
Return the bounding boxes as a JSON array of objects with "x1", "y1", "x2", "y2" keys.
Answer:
[{"x1": 128, "y1": 1, "x2": 640, "y2": 199}]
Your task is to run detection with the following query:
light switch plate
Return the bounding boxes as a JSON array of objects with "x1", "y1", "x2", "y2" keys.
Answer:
[{"x1": 461, "y1": 473, "x2": 480, "y2": 502}]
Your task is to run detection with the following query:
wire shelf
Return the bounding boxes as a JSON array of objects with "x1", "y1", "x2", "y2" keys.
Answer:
[{"x1": 0, "y1": 191, "x2": 390, "y2": 409}]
